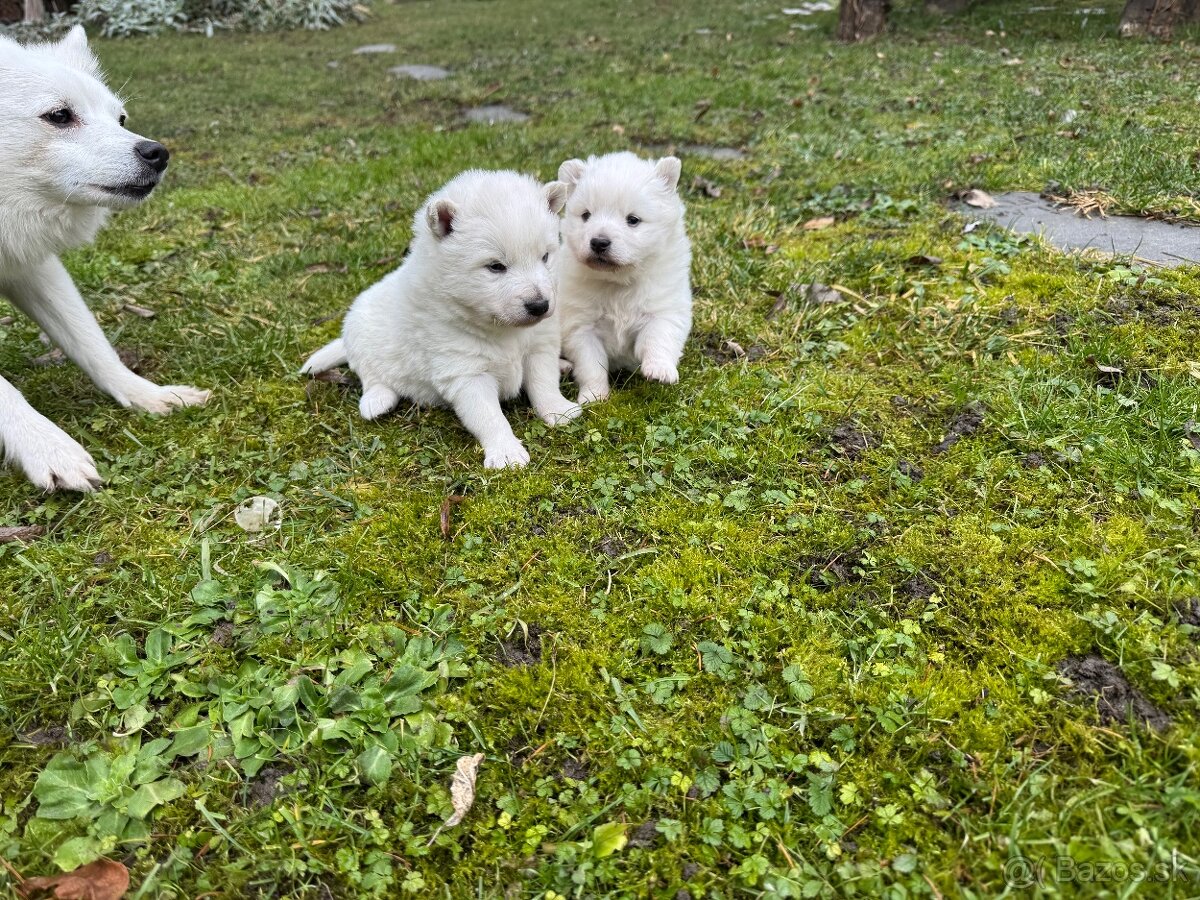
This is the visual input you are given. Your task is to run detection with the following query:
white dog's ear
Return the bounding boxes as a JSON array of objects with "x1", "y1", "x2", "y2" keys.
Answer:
[
  {"x1": 426, "y1": 199, "x2": 457, "y2": 239},
  {"x1": 654, "y1": 156, "x2": 682, "y2": 192},
  {"x1": 55, "y1": 25, "x2": 101, "y2": 78},
  {"x1": 558, "y1": 159, "x2": 586, "y2": 187},
  {"x1": 543, "y1": 181, "x2": 569, "y2": 215}
]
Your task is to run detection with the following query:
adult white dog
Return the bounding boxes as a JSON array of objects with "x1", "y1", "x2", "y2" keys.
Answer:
[
  {"x1": 302, "y1": 170, "x2": 581, "y2": 469},
  {"x1": 0, "y1": 26, "x2": 209, "y2": 493},
  {"x1": 556, "y1": 151, "x2": 692, "y2": 405}
]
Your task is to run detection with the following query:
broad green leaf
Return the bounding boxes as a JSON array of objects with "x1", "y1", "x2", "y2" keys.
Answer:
[
  {"x1": 592, "y1": 821, "x2": 627, "y2": 858},
  {"x1": 356, "y1": 746, "x2": 393, "y2": 786},
  {"x1": 51, "y1": 836, "x2": 105, "y2": 871},
  {"x1": 125, "y1": 778, "x2": 186, "y2": 819},
  {"x1": 169, "y1": 724, "x2": 213, "y2": 758}
]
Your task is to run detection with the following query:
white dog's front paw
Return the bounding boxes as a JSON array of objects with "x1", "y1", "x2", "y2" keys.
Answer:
[
  {"x1": 539, "y1": 399, "x2": 583, "y2": 426},
  {"x1": 8, "y1": 423, "x2": 102, "y2": 493},
  {"x1": 124, "y1": 383, "x2": 211, "y2": 415},
  {"x1": 483, "y1": 440, "x2": 530, "y2": 469},
  {"x1": 577, "y1": 383, "x2": 610, "y2": 406},
  {"x1": 640, "y1": 360, "x2": 679, "y2": 385}
]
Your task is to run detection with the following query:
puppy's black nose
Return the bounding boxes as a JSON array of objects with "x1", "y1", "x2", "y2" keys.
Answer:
[
  {"x1": 524, "y1": 297, "x2": 550, "y2": 317},
  {"x1": 134, "y1": 140, "x2": 169, "y2": 174},
  {"x1": 590, "y1": 236, "x2": 611, "y2": 255}
]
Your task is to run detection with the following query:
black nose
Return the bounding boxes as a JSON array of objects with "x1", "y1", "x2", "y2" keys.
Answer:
[
  {"x1": 524, "y1": 297, "x2": 550, "y2": 317},
  {"x1": 134, "y1": 140, "x2": 169, "y2": 174},
  {"x1": 590, "y1": 237, "x2": 611, "y2": 255}
]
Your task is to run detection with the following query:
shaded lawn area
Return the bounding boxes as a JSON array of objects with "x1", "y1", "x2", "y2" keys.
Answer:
[{"x1": 2, "y1": 0, "x2": 1200, "y2": 895}]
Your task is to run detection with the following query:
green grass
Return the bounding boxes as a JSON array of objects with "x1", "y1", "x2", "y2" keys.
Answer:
[{"x1": 3, "y1": 0, "x2": 1200, "y2": 896}]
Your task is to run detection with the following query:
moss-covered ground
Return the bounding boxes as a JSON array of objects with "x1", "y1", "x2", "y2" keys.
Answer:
[{"x1": 2, "y1": 1, "x2": 1200, "y2": 896}]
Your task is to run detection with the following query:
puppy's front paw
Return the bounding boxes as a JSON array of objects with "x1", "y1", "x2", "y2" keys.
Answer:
[
  {"x1": 126, "y1": 383, "x2": 211, "y2": 415},
  {"x1": 577, "y1": 383, "x2": 610, "y2": 406},
  {"x1": 483, "y1": 440, "x2": 530, "y2": 469},
  {"x1": 539, "y1": 399, "x2": 583, "y2": 426},
  {"x1": 640, "y1": 359, "x2": 679, "y2": 385},
  {"x1": 9, "y1": 423, "x2": 102, "y2": 493}
]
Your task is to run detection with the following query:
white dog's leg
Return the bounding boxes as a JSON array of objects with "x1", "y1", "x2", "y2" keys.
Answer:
[
  {"x1": 525, "y1": 349, "x2": 582, "y2": 426},
  {"x1": 2, "y1": 257, "x2": 210, "y2": 414},
  {"x1": 359, "y1": 384, "x2": 399, "y2": 421},
  {"x1": 0, "y1": 375, "x2": 101, "y2": 492},
  {"x1": 565, "y1": 328, "x2": 611, "y2": 405},
  {"x1": 447, "y1": 375, "x2": 529, "y2": 469},
  {"x1": 635, "y1": 317, "x2": 688, "y2": 385}
]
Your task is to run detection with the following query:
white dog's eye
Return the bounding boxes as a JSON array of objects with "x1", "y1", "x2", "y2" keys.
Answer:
[
  {"x1": 41, "y1": 108, "x2": 76, "y2": 128},
  {"x1": 487, "y1": 261, "x2": 507, "y2": 273},
  {"x1": 541, "y1": 253, "x2": 549, "y2": 264},
  {"x1": 626, "y1": 215, "x2": 641, "y2": 227},
  {"x1": 581, "y1": 211, "x2": 591, "y2": 222},
  {"x1": 119, "y1": 114, "x2": 127, "y2": 127}
]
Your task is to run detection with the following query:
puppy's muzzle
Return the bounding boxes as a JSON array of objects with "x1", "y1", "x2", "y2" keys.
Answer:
[
  {"x1": 523, "y1": 295, "x2": 550, "y2": 318},
  {"x1": 589, "y1": 236, "x2": 611, "y2": 256},
  {"x1": 135, "y1": 140, "x2": 170, "y2": 175}
]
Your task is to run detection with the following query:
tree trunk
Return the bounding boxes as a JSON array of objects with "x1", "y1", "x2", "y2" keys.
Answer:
[
  {"x1": 23, "y1": 0, "x2": 45, "y2": 21},
  {"x1": 1118, "y1": 0, "x2": 1200, "y2": 36},
  {"x1": 837, "y1": 0, "x2": 890, "y2": 41}
]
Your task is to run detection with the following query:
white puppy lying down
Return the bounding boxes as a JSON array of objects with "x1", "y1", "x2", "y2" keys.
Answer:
[
  {"x1": 0, "y1": 26, "x2": 209, "y2": 492},
  {"x1": 556, "y1": 151, "x2": 692, "y2": 405},
  {"x1": 301, "y1": 170, "x2": 582, "y2": 469}
]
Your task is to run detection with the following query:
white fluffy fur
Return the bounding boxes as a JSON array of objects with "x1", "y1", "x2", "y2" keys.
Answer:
[
  {"x1": 556, "y1": 151, "x2": 692, "y2": 405},
  {"x1": 0, "y1": 27, "x2": 208, "y2": 492},
  {"x1": 301, "y1": 170, "x2": 581, "y2": 469}
]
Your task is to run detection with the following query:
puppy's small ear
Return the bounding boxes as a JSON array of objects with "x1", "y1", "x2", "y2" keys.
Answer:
[
  {"x1": 55, "y1": 25, "x2": 101, "y2": 78},
  {"x1": 426, "y1": 199, "x2": 457, "y2": 239},
  {"x1": 543, "y1": 181, "x2": 569, "y2": 215},
  {"x1": 654, "y1": 156, "x2": 682, "y2": 192},
  {"x1": 558, "y1": 159, "x2": 586, "y2": 187}
]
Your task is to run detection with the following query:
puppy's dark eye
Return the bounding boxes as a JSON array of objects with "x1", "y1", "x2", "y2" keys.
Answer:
[
  {"x1": 487, "y1": 261, "x2": 507, "y2": 273},
  {"x1": 626, "y1": 215, "x2": 641, "y2": 227},
  {"x1": 541, "y1": 253, "x2": 550, "y2": 264},
  {"x1": 119, "y1": 114, "x2": 127, "y2": 127},
  {"x1": 41, "y1": 108, "x2": 76, "y2": 128},
  {"x1": 581, "y1": 211, "x2": 591, "y2": 222}
]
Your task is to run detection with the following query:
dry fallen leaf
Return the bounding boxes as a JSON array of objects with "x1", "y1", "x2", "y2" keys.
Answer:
[
  {"x1": 960, "y1": 189, "x2": 997, "y2": 209},
  {"x1": 233, "y1": 496, "x2": 281, "y2": 533},
  {"x1": 445, "y1": 753, "x2": 485, "y2": 827},
  {"x1": 803, "y1": 216, "x2": 835, "y2": 230},
  {"x1": 690, "y1": 176, "x2": 722, "y2": 199},
  {"x1": 20, "y1": 859, "x2": 130, "y2": 900},
  {"x1": 440, "y1": 495, "x2": 465, "y2": 540},
  {"x1": 0, "y1": 525, "x2": 45, "y2": 544},
  {"x1": 121, "y1": 303, "x2": 156, "y2": 319}
]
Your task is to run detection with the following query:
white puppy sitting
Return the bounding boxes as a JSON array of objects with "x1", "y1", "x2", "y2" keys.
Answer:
[
  {"x1": 556, "y1": 151, "x2": 692, "y2": 405},
  {"x1": 0, "y1": 26, "x2": 209, "y2": 492},
  {"x1": 301, "y1": 170, "x2": 581, "y2": 469}
]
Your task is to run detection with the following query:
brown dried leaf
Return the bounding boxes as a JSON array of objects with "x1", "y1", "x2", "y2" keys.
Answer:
[
  {"x1": 960, "y1": 188, "x2": 997, "y2": 209},
  {"x1": 0, "y1": 525, "x2": 45, "y2": 543},
  {"x1": 440, "y1": 495, "x2": 465, "y2": 540},
  {"x1": 690, "y1": 176, "x2": 722, "y2": 199},
  {"x1": 803, "y1": 216, "x2": 835, "y2": 230},
  {"x1": 121, "y1": 303, "x2": 156, "y2": 319},
  {"x1": 444, "y1": 752, "x2": 485, "y2": 827},
  {"x1": 20, "y1": 859, "x2": 130, "y2": 900}
]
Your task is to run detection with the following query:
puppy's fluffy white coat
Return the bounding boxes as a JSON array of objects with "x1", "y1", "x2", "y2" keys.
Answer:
[
  {"x1": 556, "y1": 151, "x2": 692, "y2": 404},
  {"x1": 302, "y1": 170, "x2": 581, "y2": 469},
  {"x1": 0, "y1": 27, "x2": 208, "y2": 492}
]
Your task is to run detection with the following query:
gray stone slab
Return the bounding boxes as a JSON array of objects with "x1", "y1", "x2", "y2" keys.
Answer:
[
  {"x1": 464, "y1": 105, "x2": 529, "y2": 124},
  {"x1": 353, "y1": 43, "x2": 396, "y2": 55},
  {"x1": 389, "y1": 64, "x2": 450, "y2": 81},
  {"x1": 961, "y1": 191, "x2": 1199, "y2": 267},
  {"x1": 682, "y1": 145, "x2": 746, "y2": 161}
]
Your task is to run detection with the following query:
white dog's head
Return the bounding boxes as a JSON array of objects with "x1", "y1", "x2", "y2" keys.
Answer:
[
  {"x1": 415, "y1": 170, "x2": 568, "y2": 329},
  {"x1": 557, "y1": 151, "x2": 684, "y2": 279},
  {"x1": 0, "y1": 26, "x2": 169, "y2": 211}
]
